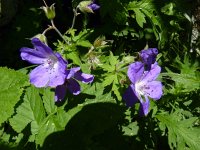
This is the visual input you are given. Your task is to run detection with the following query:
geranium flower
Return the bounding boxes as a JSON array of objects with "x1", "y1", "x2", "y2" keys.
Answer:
[
  {"x1": 123, "y1": 62, "x2": 162, "y2": 116},
  {"x1": 139, "y1": 48, "x2": 158, "y2": 71},
  {"x1": 55, "y1": 67, "x2": 94, "y2": 101},
  {"x1": 20, "y1": 38, "x2": 67, "y2": 87}
]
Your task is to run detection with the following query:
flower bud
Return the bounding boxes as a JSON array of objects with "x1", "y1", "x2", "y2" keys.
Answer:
[
  {"x1": 93, "y1": 36, "x2": 107, "y2": 48},
  {"x1": 41, "y1": 3, "x2": 56, "y2": 20},
  {"x1": 32, "y1": 34, "x2": 48, "y2": 45},
  {"x1": 78, "y1": 1, "x2": 100, "y2": 13}
]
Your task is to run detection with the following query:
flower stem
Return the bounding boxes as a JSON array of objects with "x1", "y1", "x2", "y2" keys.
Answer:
[
  {"x1": 42, "y1": 26, "x2": 54, "y2": 35},
  {"x1": 71, "y1": 6, "x2": 79, "y2": 29},
  {"x1": 50, "y1": 20, "x2": 69, "y2": 45}
]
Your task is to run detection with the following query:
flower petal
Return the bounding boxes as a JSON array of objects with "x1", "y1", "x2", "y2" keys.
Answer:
[
  {"x1": 140, "y1": 48, "x2": 158, "y2": 71},
  {"x1": 55, "y1": 85, "x2": 67, "y2": 101},
  {"x1": 55, "y1": 52, "x2": 68, "y2": 65},
  {"x1": 139, "y1": 96, "x2": 150, "y2": 116},
  {"x1": 123, "y1": 84, "x2": 139, "y2": 107},
  {"x1": 29, "y1": 64, "x2": 51, "y2": 87},
  {"x1": 74, "y1": 72, "x2": 94, "y2": 83},
  {"x1": 88, "y1": 3, "x2": 100, "y2": 10},
  {"x1": 66, "y1": 67, "x2": 80, "y2": 79},
  {"x1": 128, "y1": 62, "x2": 144, "y2": 84},
  {"x1": 144, "y1": 81, "x2": 163, "y2": 100},
  {"x1": 20, "y1": 47, "x2": 47, "y2": 64},
  {"x1": 67, "y1": 79, "x2": 81, "y2": 95},
  {"x1": 30, "y1": 61, "x2": 66, "y2": 87},
  {"x1": 141, "y1": 62, "x2": 161, "y2": 82},
  {"x1": 31, "y1": 38, "x2": 54, "y2": 56},
  {"x1": 47, "y1": 61, "x2": 67, "y2": 87}
]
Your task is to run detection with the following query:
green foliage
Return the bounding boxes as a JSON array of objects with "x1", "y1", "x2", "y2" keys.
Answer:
[
  {"x1": 157, "y1": 111, "x2": 200, "y2": 150},
  {"x1": 99, "y1": 0, "x2": 127, "y2": 25},
  {"x1": 56, "y1": 29, "x2": 93, "y2": 65},
  {"x1": 127, "y1": 0, "x2": 162, "y2": 40},
  {"x1": 1, "y1": 0, "x2": 200, "y2": 149},
  {"x1": 162, "y1": 55, "x2": 200, "y2": 93},
  {"x1": 9, "y1": 86, "x2": 46, "y2": 134},
  {"x1": 0, "y1": 67, "x2": 29, "y2": 125},
  {"x1": 101, "y1": 52, "x2": 127, "y2": 100}
]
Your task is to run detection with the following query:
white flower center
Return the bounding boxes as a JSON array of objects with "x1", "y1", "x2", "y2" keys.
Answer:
[
  {"x1": 43, "y1": 55, "x2": 59, "y2": 75},
  {"x1": 135, "y1": 80, "x2": 150, "y2": 96},
  {"x1": 46, "y1": 55, "x2": 58, "y2": 69}
]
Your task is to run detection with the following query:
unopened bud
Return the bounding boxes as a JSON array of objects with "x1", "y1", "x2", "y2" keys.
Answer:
[
  {"x1": 41, "y1": 3, "x2": 56, "y2": 20},
  {"x1": 32, "y1": 34, "x2": 48, "y2": 45},
  {"x1": 78, "y1": 1, "x2": 100, "y2": 13}
]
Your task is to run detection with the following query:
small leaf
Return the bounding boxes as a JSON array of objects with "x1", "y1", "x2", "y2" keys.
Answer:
[
  {"x1": 133, "y1": 8, "x2": 146, "y2": 28},
  {"x1": 109, "y1": 51, "x2": 119, "y2": 67},
  {"x1": 77, "y1": 40, "x2": 92, "y2": 47}
]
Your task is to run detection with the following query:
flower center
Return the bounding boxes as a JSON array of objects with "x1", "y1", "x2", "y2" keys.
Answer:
[
  {"x1": 46, "y1": 55, "x2": 58, "y2": 68},
  {"x1": 135, "y1": 80, "x2": 149, "y2": 96},
  {"x1": 44, "y1": 55, "x2": 59, "y2": 75}
]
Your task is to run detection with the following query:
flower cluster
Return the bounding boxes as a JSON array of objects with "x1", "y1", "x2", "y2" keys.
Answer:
[
  {"x1": 123, "y1": 48, "x2": 163, "y2": 116},
  {"x1": 20, "y1": 38, "x2": 94, "y2": 101}
]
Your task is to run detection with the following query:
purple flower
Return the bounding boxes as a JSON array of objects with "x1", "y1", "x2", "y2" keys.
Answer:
[
  {"x1": 20, "y1": 38, "x2": 67, "y2": 87},
  {"x1": 123, "y1": 62, "x2": 162, "y2": 116},
  {"x1": 88, "y1": 1, "x2": 100, "y2": 11},
  {"x1": 139, "y1": 48, "x2": 158, "y2": 71},
  {"x1": 55, "y1": 67, "x2": 94, "y2": 101}
]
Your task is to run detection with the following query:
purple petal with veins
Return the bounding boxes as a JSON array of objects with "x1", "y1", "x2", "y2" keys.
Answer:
[{"x1": 20, "y1": 38, "x2": 67, "y2": 87}]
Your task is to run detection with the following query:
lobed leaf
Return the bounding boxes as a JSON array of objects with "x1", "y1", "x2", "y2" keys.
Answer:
[
  {"x1": 0, "y1": 67, "x2": 29, "y2": 125},
  {"x1": 157, "y1": 112, "x2": 200, "y2": 150},
  {"x1": 9, "y1": 86, "x2": 46, "y2": 134}
]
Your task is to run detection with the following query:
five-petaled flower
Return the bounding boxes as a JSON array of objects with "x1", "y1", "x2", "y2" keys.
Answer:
[
  {"x1": 139, "y1": 48, "x2": 158, "y2": 71},
  {"x1": 55, "y1": 67, "x2": 94, "y2": 101},
  {"x1": 123, "y1": 62, "x2": 163, "y2": 116},
  {"x1": 20, "y1": 38, "x2": 67, "y2": 87}
]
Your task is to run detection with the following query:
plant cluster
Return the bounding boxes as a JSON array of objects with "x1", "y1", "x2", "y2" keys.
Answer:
[{"x1": 0, "y1": 0, "x2": 199, "y2": 149}]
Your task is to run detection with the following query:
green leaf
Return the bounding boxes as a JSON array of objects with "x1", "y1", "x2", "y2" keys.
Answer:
[
  {"x1": 9, "y1": 86, "x2": 46, "y2": 134},
  {"x1": 76, "y1": 40, "x2": 92, "y2": 47},
  {"x1": 128, "y1": 0, "x2": 162, "y2": 40},
  {"x1": 109, "y1": 51, "x2": 119, "y2": 67},
  {"x1": 99, "y1": 0, "x2": 127, "y2": 25},
  {"x1": 35, "y1": 115, "x2": 58, "y2": 146},
  {"x1": 132, "y1": 8, "x2": 146, "y2": 28},
  {"x1": 162, "y1": 55, "x2": 200, "y2": 93},
  {"x1": 112, "y1": 75, "x2": 122, "y2": 100},
  {"x1": 122, "y1": 122, "x2": 139, "y2": 136},
  {"x1": 156, "y1": 112, "x2": 200, "y2": 150},
  {"x1": 66, "y1": 50, "x2": 81, "y2": 65},
  {"x1": 162, "y1": 72, "x2": 200, "y2": 92},
  {"x1": 102, "y1": 74, "x2": 115, "y2": 87},
  {"x1": 0, "y1": 67, "x2": 29, "y2": 125},
  {"x1": 34, "y1": 102, "x2": 78, "y2": 146},
  {"x1": 42, "y1": 88, "x2": 57, "y2": 115}
]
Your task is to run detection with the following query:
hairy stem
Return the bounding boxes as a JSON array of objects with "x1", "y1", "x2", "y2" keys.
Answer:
[
  {"x1": 42, "y1": 26, "x2": 54, "y2": 35},
  {"x1": 51, "y1": 20, "x2": 69, "y2": 44},
  {"x1": 71, "y1": 6, "x2": 79, "y2": 29}
]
